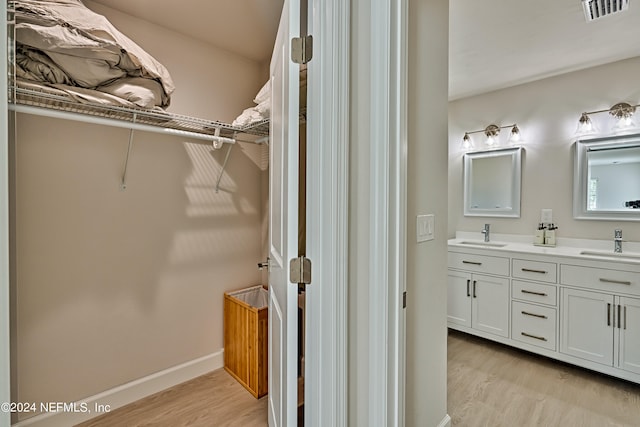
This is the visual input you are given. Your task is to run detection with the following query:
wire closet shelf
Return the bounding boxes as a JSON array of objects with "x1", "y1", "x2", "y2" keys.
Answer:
[{"x1": 9, "y1": 84, "x2": 271, "y2": 140}]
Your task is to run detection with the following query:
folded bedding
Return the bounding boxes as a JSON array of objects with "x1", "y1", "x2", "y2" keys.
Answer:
[
  {"x1": 233, "y1": 68, "x2": 307, "y2": 127},
  {"x1": 14, "y1": 0, "x2": 175, "y2": 109}
]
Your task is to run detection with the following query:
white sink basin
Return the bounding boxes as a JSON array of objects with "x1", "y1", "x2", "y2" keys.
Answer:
[
  {"x1": 579, "y1": 250, "x2": 640, "y2": 261},
  {"x1": 459, "y1": 240, "x2": 507, "y2": 248}
]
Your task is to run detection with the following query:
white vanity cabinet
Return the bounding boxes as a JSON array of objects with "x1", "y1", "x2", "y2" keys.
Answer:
[
  {"x1": 447, "y1": 252, "x2": 510, "y2": 338},
  {"x1": 560, "y1": 288, "x2": 615, "y2": 366},
  {"x1": 560, "y1": 265, "x2": 640, "y2": 375},
  {"x1": 510, "y1": 258, "x2": 558, "y2": 350},
  {"x1": 448, "y1": 238, "x2": 640, "y2": 385},
  {"x1": 619, "y1": 296, "x2": 640, "y2": 375}
]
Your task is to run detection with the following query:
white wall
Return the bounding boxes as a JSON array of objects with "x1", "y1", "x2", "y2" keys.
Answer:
[
  {"x1": 349, "y1": 0, "x2": 449, "y2": 426},
  {"x1": 349, "y1": 0, "x2": 372, "y2": 423},
  {"x1": 406, "y1": 0, "x2": 449, "y2": 425},
  {"x1": 449, "y1": 56, "x2": 640, "y2": 242},
  {"x1": 84, "y1": 1, "x2": 267, "y2": 121},
  {"x1": 12, "y1": 2, "x2": 267, "y2": 420}
]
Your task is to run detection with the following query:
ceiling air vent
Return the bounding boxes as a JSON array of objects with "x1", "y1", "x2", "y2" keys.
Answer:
[{"x1": 582, "y1": 0, "x2": 630, "y2": 22}]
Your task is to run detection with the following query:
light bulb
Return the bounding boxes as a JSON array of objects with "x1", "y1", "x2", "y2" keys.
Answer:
[
  {"x1": 612, "y1": 115, "x2": 636, "y2": 133},
  {"x1": 575, "y1": 113, "x2": 596, "y2": 136},
  {"x1": 483, "y1": 124, "x2": 500, "y2": 147},
  {"x1": 461, "y1": 133, "x2": 473, "y2": 150},
  {"x1": 609, "y1": 102, "x2": 636, "y2": 134},
  {"x1": 509, "y1": 125, "x2": 521, "y2": 143}
]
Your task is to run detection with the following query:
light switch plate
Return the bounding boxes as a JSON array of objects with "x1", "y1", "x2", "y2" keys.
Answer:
[
  {"x1": 541, "y1": 209, "x2": 553, "y2": 224},
  {"x1": 417, "y1": 214, "x2": 435, "y2": 243}
]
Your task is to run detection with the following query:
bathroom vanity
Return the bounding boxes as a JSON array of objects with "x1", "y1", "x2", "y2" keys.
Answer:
[{"x1": 448, "y1": 232, "x2": 640, "y2": 384}]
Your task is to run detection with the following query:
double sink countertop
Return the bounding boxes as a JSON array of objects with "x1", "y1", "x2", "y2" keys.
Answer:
[{"x1": 449, "y1": 231, "x2": 640, "y2": 266}]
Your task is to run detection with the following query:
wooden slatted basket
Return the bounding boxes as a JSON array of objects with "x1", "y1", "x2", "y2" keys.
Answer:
[{"x1": 223, "y1": 285, "x2": 269, "y2": 398}]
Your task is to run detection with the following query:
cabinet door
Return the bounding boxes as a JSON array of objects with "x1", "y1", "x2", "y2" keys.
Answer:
[
  {"x1": 447, "y1": 270, "x2": 471, "y2": 328},
  {"x1": 618, "y1": 296, "x2": 640, "y2": 375},
  {"x1": 560, "y1": 288, "x2": 614, "y2": 366},
  {"x1": 471, "y1": 274, "x2": 510, "y2": 338}
]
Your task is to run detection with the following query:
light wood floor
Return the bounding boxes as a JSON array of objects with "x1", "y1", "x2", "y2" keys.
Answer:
[
  {"x1": 76, "y1": 331, "x2": 640, "y2": 426},
  {"x1": 448, "y1": 330, "x2": 640, "y2": 427},
  {"x1": 74, "y1": 369, "x2": 268, "y2": 427}
]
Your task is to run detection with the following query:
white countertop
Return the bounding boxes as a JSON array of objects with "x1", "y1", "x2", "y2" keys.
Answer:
[{"x1": 449, "y1": 231, "x2": 640, "y2": 265}]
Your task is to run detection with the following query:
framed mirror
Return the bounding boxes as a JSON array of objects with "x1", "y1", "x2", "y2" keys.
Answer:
[
  {"x1": 574, "y1": 133, "x2": 640, "y2": 221},
  {"x1": 463, "y1": 147, "x2": 522, "y2": 217}
]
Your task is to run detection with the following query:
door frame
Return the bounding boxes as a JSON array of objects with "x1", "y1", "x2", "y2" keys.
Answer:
[
  {"x1": 304, "y1": 0, "x2": 350, "y2": 425},
  {"x1": 367, "y1": 0, "x2": 408, "y2": 425},
  {"x1": 1, "y1": 1, "x2": 12, "y2": 426},
  {"x1": 306, "y1": 0, "x2": 407, "y2": 425}
]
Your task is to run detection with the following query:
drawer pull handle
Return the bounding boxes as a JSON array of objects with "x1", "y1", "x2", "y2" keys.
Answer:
[
  {"x1": 607, "y1": 303, "x2": 611, "y2": 327},
  {"x1": 522, "y1": 311, "x2": 547, "y2": 319},
  {"x1": 466, "y1": 279, "x2": 470, "y2": 297},
  {"x1": 521, "y1": 332, "x2": 547, "y2": 342},
  {"x1": 521, "y1": 289, "x2": 547, "y2": 297},
  {"x1": 618, "y1": 304, "x2": 621, "y2": 329},
  {"x1": 599, "y1": 278, "x2": 632, "y2": 286},
  {"x1": 462, "y1": 260, "x2": 482, "y2": 266},
  {"x1": 521, "y1": 268, "x2": 547, "y2": 274},
  {"x1": 472, "y1": 280, "x2": 477, "y2": 298}
]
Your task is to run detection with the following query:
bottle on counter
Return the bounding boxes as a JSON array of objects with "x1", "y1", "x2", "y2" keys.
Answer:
[
  {"x1": 534, "y1": 223, "x2": 546, "y2": 245},
  {"x1": 545, "y1": 223, "x2": 557, "y2": 246}
]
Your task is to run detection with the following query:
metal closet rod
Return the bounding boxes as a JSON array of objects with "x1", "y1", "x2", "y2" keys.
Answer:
[{"x1": 9, "y1": 103, "x2": 236, "y2": 145}]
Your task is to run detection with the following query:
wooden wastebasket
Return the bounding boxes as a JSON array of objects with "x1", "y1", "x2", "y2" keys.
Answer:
[{"x1": 224, "y1": 285, "x2": 268, "y2": 398}]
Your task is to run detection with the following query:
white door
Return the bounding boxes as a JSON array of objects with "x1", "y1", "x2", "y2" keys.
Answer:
[
  {"x1": 447, "y1": 270, "x2": 471, "y2": 328},
  {"x1": 617, "y1": 296, "x2": 640, "y2": 375},
  {"x1": 268, "y1": 0, "x2": 300, "y2": 426},
  {"x1": 472, "y1": 274, "x2": 510, "y2": 338},
  {"x1": 560, "y1": 288, "x2": 614, "y2": 365}
]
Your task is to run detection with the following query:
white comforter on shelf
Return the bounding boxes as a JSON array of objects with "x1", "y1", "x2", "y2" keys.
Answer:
[
  {"x1": 14, "y1": 0, "x2": 175, "y2": 109},
  {"x1": 232, "y1": 81, "x2": 271, "y2": 127},
  {"x1": 232, "y1": 68, "x2": 306, "y2": 127}
]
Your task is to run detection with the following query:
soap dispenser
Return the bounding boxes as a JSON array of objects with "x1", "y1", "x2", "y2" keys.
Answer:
[
  {"x1": 534, "y1": 223, "x2": 546, "y2": 245},
  {"x1": 545, "y1": 224, "x2": 557, "y2": 246}
]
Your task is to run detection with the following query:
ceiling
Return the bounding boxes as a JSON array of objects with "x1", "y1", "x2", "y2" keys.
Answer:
[
  {"x1": 91, "y1": 0, "x2": 640, "y2": 100},
  {"x1": 90, "y1": 0, "x2": 284, "y2": 63},
  {"x1": 449, "y1": 0, "x2": 640, "y2": 100}
]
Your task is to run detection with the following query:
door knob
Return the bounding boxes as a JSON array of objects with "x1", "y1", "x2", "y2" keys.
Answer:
[{"x1": 257, "y1": 258, "x2": 270, "y2": 270}]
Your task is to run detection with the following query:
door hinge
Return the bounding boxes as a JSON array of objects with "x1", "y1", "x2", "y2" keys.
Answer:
[
  {"x1": 290, "y1": 256, "x2": 312, "y2": 284},
  {"x1": 403, "y1": 291, "x2": 407, "y2": 309},
  {"x1": 291, "y1": 35, "x2": 313, "y2": 64}
]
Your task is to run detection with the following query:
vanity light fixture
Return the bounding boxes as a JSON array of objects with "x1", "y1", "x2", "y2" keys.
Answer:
[
  {"x1": 576, "y1": 101, "x2": 640, "y2": 136},
  {"x1": 610, "y1": 102, "x2": 637, "y2": 132},
  {"x1": 576, "y1": 112, "x2": 597, "y2": 136},
  {"x1": 461, "y1": 123, "x2": 522, "y2": 150},
  {"x1": 509, "y1": 125, "x2": 522, "y2": 143},
  {"x1": 461, "y1": 132, "x2": 473, "y2": 150}
]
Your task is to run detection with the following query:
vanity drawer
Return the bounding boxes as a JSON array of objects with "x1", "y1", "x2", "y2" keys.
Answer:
[
  {"x1": 512, "y1": 280, "x2": 557, "y2": 306},
  {"x1": 448, "y1": 252, "x2": 510, "y2": 276},
  {"x1": 512, "y1": 259, "x2": 557, "y2": 283},
  {"x1": 512, "y1": 301, "x2": 557, "y2": 351},
  {"x1": 560, "y1": 265, "x2": 640, "y2": 297}
]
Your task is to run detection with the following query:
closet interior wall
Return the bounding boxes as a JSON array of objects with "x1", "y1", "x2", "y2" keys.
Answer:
[{"x1": 11, "y1": 1, "x2": 269, "y2": 420}]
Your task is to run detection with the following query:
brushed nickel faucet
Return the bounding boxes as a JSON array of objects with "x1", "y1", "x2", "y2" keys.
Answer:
[
  {"x1": 614, "y1": 229, "x2": 623, "y2": 253},
  {"x1": 481, "y1": 224, "x2": 491, "y2": 242}
]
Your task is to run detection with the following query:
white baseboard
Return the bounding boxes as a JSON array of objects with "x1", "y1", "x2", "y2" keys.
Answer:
[
  {"x1": 437, "y1": 414, "x2": 452, "y2": 427},
  {"x1": 13, "y1": 350, "x2": 224, "y2": 427}
]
